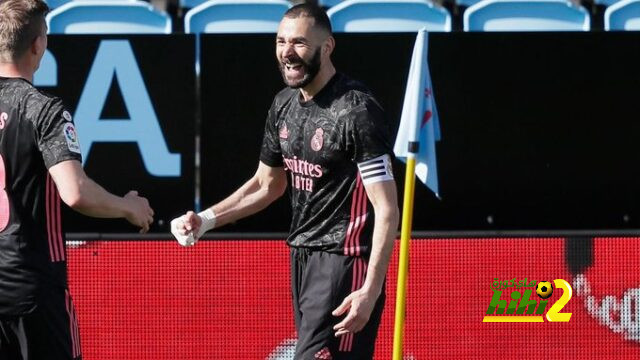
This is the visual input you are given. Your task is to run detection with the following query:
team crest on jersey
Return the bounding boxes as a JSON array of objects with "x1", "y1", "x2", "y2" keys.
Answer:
[
  {"x1": 279, "y1": 123, "x2": 289, "y2": 139},
  {"x1": 62, "y1": 110, "x2": 72, "y2": 122},
  {"x1": 311, "y1": 128, "x2": 324, "y2": 151},
  {"x1": 0, "y1": 112, "x2": 7, "y2": 129},
  {"x1": 63, "y1": 123, "x2": 81, "y2": 154}
]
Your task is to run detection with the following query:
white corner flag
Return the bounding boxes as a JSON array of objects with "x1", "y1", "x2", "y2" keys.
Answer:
[{"x1": 393, "y1": 29, "x2": 441, "y2": 197}]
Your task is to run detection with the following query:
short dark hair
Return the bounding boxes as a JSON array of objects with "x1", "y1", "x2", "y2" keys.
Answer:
[
  {"x1": 284, "y1": 3, "x2": 332, "y2": 35},
  {"x1": 0, "y1": 0, "x2": 49, "y2": 62}
]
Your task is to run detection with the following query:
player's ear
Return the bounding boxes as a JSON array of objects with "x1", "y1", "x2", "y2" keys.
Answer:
[
  {"x1": 30, "y1": 32, "x2": 45, "y2": 57},
  {"x1": 323, "y1": 35, "x2": 335, "y2": 57},
  {"x1": 30, "y1": 36, "x2": 39, "y2": 55}
]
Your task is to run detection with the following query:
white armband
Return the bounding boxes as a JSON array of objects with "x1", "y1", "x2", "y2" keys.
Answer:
[{"x1": 357, "y1": 154, "x2": 394, "y2": 185}]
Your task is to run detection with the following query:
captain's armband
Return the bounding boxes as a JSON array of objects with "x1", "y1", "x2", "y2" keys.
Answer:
[{"x1": 357, "y1": 154, "x2": 394, "y2": 185}]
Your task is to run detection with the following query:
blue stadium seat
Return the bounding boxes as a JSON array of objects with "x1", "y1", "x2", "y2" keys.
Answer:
[
  {"x1": 326, "y1": 0, "x2": 452, "y2": 32},
  {"x1": 46, "y1": 1, "x2": 172, "y2": 34},
  {"x1": 184, "y1": 0, "x2": 291, "y2": 34},
  {"x1": 463, "y1": 0, "x2": 590, "y2": 31},
  {"x1": 319, "y1": 0, "x2": 345, "y2": 8},
  {"x1": 185, "y1": 0, "x2": 290, "y2": 74},
  {"x1": 45, "y1": 0, "x2": 71, "y2": 9},
  {"x1": 45, "y1": 0, "x2": 137, "y2": 10},
  {"x1": 457, "y1": 0, "x2": 483, "y2": 8},
  {"x1": 605, "y1": 0, "x2": 640, "y2": 30},
  {"x1": 595, "y1": 0, "x2": 621, "y2": 7}
]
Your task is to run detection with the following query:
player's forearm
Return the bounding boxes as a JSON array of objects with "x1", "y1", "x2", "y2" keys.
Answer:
[
  {"x1": 208, "y1": 175, "x2": 285, "y2": 228},
  {"x1": 50, "y1": 160, "x2": 132, "y2": 219},
  {"x1": 65, "y1": 176, "x2": 130, "y2": 218},
  {"x1": 361, "y1": 205, "x2": 399, "y2": 297}
]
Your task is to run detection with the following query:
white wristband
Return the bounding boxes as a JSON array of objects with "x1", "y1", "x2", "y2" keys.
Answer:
[{"x1": 197, "y1": 208, "x2": 217, "y2": 236}]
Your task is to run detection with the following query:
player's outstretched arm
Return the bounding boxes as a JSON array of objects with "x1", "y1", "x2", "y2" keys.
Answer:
[
  {"x1": 333, "y1": 179, "x2": 399, "y2": 336},
  {"x1": 171, "y1": 161, "x2": 287, "y2": 246},
  {"x1": 48, "y1": 159, "x2": 155, "y2": 233}
]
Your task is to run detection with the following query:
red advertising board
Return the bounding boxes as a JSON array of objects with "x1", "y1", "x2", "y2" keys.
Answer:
[{"x1": 67, "y1": 238, "x2": 640, "y2": 359}]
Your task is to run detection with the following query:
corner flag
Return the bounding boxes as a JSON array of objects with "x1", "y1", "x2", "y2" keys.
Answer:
[
  {"x1": 393, "y1": 29, "x2": 441, "y2": 197},
  {"x1": 392, "y1": 29, "x2": 441, "y2": 360}
]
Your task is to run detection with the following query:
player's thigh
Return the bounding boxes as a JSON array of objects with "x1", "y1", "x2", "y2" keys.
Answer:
[
  {"x1": 295, "y1": 252, "x2": 389, "y2": 360},
  {"x1": 21, "y1": 291, "x2": 81, "y2": 360},
  {"x1": 332, "y1": 289, "x2": 385, "y2": 360},
  {"x1": 295, "y1": 252, "x2": 352, "y2": 358},
  {"x1": 0, "y1": 319, "x2": 23, "y2": 360}
]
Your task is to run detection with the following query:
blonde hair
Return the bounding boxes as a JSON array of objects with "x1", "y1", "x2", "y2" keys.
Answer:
[{"x1": 0, "y1": 0, "x2": 49, "y2": 62}]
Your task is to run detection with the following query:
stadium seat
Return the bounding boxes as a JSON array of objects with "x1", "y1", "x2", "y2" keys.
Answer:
[
  {"x1": 319, "y1": 0, "x2": 345, "y2": 8},
  {"x1": 595, "y1": 0, "x2": 621, "y2": 7},
  {"x1": 463, "y1": 0, "x2": 591, "y2": 31},
  {"x1": 605, "y1": 0, "x2": 640, "y2": 29},
  {"x1": 326, "y1": 0, "x2": 452, "y2": 32},
  {"x1": 45, "y1": 0, "x2": 137, "y2": 10},
  {"x1": 457, "y1": 0, "x2": 483, "y2": 8},
  {"x1": 46, "y1": 1, "x2": 172, "y2": 34},
  {"x1": 184, "y1": 0, "x2": 291, "y2": 34},
  {"x1": 185, "y1": 0, "x2": 290, "y2": 74},
  {"x1": 46, "y1": 0, "x2": 71, "y2": 9}
]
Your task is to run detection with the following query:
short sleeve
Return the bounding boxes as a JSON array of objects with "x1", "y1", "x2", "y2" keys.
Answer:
[
  {"x1": 345, "y1": 97, "x2": 393, "y2": 164},
  {"x1": 37, "y1": 99, "x2": 82, "y2": 169},
  {"x1": 259, "y1": 101, "x2": 284, "y2": 167}
]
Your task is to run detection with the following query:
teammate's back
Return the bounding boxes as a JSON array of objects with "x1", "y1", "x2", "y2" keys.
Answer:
[
  {"x1": 0, "y1": 77, "x2": 78, "y2": 315},
  {"x1": 0, "y1": 1, "x2": 154, "y2": 358}
]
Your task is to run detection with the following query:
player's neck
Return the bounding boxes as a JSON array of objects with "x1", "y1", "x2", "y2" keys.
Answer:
[
  {"x1": 299, "y1": 63, "x2": 336, "y2": 102},
  {"x1": 0, "y1": 62, "x2": 34, "y2": 83}
]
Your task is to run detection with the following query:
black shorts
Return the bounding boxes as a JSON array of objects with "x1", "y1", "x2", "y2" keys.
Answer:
[
  {"x1": 0, "y1": 289, "x2": 81, "y2": 360},
  {"x1": 291, "y1": 248, "x2": 385, "y2": 360}
]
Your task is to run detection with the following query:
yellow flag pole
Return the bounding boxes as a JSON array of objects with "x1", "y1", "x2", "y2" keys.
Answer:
[{"x1": 393, "y1": 153, "x2": 417, "y2": 360}]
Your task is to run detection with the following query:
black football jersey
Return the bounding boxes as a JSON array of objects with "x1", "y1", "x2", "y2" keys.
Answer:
[
  {"x1": 0, "y1": 77, "x2": 82, "y2": 315},
  {"x1": 260, "y1": 73, "x2": 393, "y2": 256}
]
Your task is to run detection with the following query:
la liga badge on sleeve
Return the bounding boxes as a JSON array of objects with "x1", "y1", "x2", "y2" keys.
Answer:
[{"x1": 63, "y1": 123, "x2": 81, "y2": 154}]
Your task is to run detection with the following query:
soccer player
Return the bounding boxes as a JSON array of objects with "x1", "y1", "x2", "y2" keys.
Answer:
[
  {"x1": 171, "y1": 4, "x2": 398, "y2": 359},
  {"x1": 0, "y1": 1, "x2": 155, "y2": 358}
]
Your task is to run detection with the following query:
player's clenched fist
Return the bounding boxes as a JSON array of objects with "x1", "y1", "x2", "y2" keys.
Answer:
[{"x1": 170, "y1": 209, "x2": 217, "y2": 246}]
